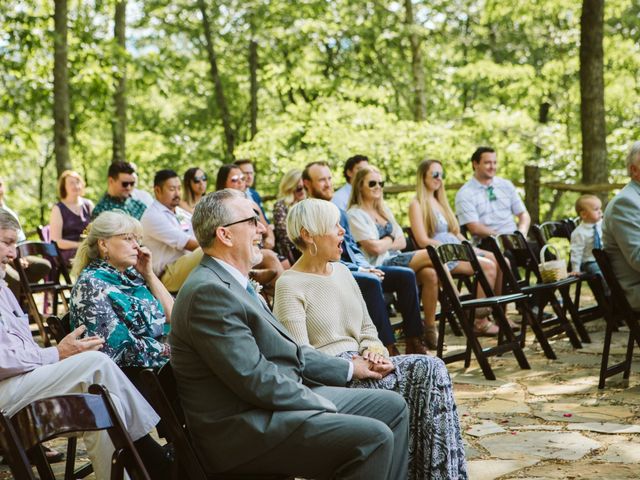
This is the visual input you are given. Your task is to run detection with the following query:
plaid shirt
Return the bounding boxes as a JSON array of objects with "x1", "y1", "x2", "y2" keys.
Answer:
[{"x1": 92, "y1": 193, "x2": 147, "y2": 220}]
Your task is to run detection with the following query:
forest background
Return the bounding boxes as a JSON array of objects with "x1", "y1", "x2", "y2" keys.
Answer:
[{"x1": 1, "y1": 0, "x2": 638, "y2": 234}]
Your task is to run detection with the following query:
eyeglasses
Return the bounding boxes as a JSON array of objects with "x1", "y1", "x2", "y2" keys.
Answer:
[
  {"x1": 222, "y1": 209, "x2": 260, "y2": 228},
  {"x1": 120, "y1": 181, "x2": 136, "y2": 188},
  {"x1": 431, "y1": 171, "x2": 445, "y2": 180},
  {"x1": 487, "y1": 186, "x2": 497, "y2": 202},
  {"x1": 193, "y1": 175, "x2": 207, "y2": 183},
  {"x1": 0, "y1": 238, "x2": 17, "y2": 249},
  {"x1": 111, "y1": 233, "x2": 141, "y2": 244},
  {"x1": 229, "y1": 175, "x2": 246, "y2": 183},
  {"x1": 367, "y1": 180, "x2": 385, "y2": 188}
]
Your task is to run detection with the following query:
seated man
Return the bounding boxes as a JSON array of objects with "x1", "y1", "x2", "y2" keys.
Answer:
[
  {"x1": 92, "y1": 161, "x2": 147, "y2": 220},
  {"x1": 0, "y1": 209, "x2": 167, "y2": 479},
  {"x1": 603, "y1": 140, "x2": 640, "y2": 309},
  {"x1": 169, "y1": 189, "x2": 409, "y2": 479},
  {"x1": 0, "y1": 178, "x2": 50, "y2": 300},
  {"x1": 304, "y1": 161, "x2": 431, "y2": 354},
  {"x1": 234, "y1": 159, "x2": 269, "y2": 222},
  {"x1": 141, "y1": 169, "x2": 203, "y2": 292},
  {"x1": 332, "y1": 154, "x2": 369, "y2": 211}
]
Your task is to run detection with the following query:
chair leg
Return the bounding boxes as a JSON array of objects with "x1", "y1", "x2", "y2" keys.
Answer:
[
  {"x1": 455, "y1": 307, "x2": 495, "y2": 380},
  {"x1": 599, "y1": 320, "x2": 615, "y2": 389},
  {"x1": 520, "y1": 302, "x2": 557, "y2": 360},
  {"x1": 491, "y1": 306, "x2": 530, "y2": 370},
  {"x1": 559, "y1": 286, "x2": 591, "y2": 344},
  {"x1": 547, "y1": 294, "x2": 582, "y2": 349},
  {"x1": 623, "y1": 333, "x2": 635, "y2": 380}
]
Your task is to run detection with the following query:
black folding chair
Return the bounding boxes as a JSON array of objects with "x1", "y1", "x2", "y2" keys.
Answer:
[
  {"x1": 0, "y1": 385, "x2": 149, "y2": 480},
  {"x1": 426, "y1": 242, "x2": 531, "y2": 380},
  {"x1": 140, "y1": 365, "x2": 292, "y2": 480},
  {"x1": 592, "y1": 249, "x2": 640, "y2": 388},
  {"x1": 498, "y1": 231, "x2": 589, "y2": 345}
]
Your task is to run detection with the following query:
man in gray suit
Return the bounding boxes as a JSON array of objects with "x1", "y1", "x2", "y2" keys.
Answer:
[
  {"x1": 169, "y1": 189, "x2": 409, "y2": 479},
  {"x1": 603, "y1": 140, "x2": 640, "y2": 309}
]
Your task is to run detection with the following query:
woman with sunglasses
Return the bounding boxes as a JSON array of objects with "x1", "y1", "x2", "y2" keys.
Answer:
[
  {"x1": 347, "y1": 165, "x2": 440, "y2": 350},
  {"x1": 49, "y1": 170, "x2": 94, "y2": 266},
  {"x1": 273, "y1": 169, "x2": 305, "y2": 264},
  {"x1": 180, "y1": 167, "x2": 208, "y2": 214},
  {"x1": 69, "y1": 211, "x2": 174, "y2": 386},
  {"x1": 274, "y1": 199, "x2": 467, "y2": 480},
  {"x1": 409, "y1": 159, "x2": 503, "y2": 336}
]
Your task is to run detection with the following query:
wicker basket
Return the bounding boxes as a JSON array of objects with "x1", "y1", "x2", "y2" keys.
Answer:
[{"x1": 538, "y1": 244, "x2": 568, "y2": 283}]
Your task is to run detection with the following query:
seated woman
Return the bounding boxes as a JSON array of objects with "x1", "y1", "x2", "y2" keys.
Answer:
[
  {"x1": 272, "y1": 169, "x2": 305, "y2": 264},
  {"x1": 408, "y1": 159, "x2": 502, "y2": 336},
  {"x1": 347, "y1": 165, "x2": 439, "y2": 349},
  {"x1": 216, "y1": 164, "x2": 285, "y2": 287},
  {"x1": 49, "y1": 170, "x2": 93, "y2": 266},
  {"x1": 69, "y1": 210, "x2": 174, "y2": 384},
  {"x1": 179, "y1": 167, "x2": 208, "y2": 214},
  {"x1": 274, "y1": 199, "x2": 467, "y2": 480}
]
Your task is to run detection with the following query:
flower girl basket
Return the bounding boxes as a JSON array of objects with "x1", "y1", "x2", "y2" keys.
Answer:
[{"x1": 538, "y1": 244, "x2": 568, "y2": 283}]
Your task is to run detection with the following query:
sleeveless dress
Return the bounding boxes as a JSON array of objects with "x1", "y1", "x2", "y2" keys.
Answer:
[
  {"x1": 57, "y1": 200, "x2": 91, "y2": 265},
  {"x1": 377, "y1": 222, "x2": 416, "y2": 268}
]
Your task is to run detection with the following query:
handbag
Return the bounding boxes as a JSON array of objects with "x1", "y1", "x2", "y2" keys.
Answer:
[{"x1": 538, "y1": 244, "x2": 568, "y2": 283}]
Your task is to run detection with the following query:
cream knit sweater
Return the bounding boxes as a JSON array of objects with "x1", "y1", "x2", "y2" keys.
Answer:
[{"x1": 273, "y1": 262, "x2": 385, "y2": 357}]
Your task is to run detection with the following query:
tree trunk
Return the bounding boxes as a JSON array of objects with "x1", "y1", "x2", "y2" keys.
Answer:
[
  {"x1": 404, "y1": 0, "x2": 426, "y2": 121},
  {"x1": 112, "y1": 0, "x2": 127, "y2": 164},
  {"x1": 249, "y1": 37, "x2": 258, "y2": 139},
  {"x1": 197, "y1": 0, "x2": 235, "y2": 159},
  {"x1": 53, "y1": 0, "x2": 71, "y2": 176},
  {"x1": 580, "y1": 0, "x2": 607, "y2": 197}
]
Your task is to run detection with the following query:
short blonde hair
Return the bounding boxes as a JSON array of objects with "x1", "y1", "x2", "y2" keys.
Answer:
[
  {"x1": 57, "y1": 170, "x2": 85, "y2": 199},
  {"x1": 286, "y1": 199, "x2": 340, "y2": 250},
  {"x1": 574, "y1": 194, "x2": 600, "y2": 216},
  {"x1": 72, "y1": 210, "x2": 143, "y2": 276}
]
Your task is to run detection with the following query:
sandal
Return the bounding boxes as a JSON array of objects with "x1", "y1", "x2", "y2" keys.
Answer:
[
  {"x1": 473, "y1": 318, "x2": 499, "y2": 337},
  {"x1": 474, "y1": 307, "x2": 493, "y2": 318}
]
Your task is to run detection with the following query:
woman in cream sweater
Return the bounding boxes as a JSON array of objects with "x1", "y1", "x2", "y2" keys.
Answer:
[{"x1": 273, "y1": 198, "x2": 467, "y2": 480}]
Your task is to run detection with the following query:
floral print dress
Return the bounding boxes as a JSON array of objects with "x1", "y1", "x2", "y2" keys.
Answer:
[{"x1": 70, "y1": 259, "x2": 169, "y2": 368}]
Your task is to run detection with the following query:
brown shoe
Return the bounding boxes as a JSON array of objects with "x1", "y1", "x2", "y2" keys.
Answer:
[
  {"x1": 405, "y1": 336, "x2": 427, "y2": 355},
  {"x1": 424, "y1": 325, "x2": 438, "y2": 350},
  {"x1": 386, "y1": 343, "x2": 401, "y2": 356}
]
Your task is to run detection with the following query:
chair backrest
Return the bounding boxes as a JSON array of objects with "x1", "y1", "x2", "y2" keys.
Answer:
[
  {"x1": 402, "y1": 227, "x2": 419, "y2": 252},
  {"x1": 5, "y1": 384, "x2": 150, "y2": 480},
  {"x1": 17, "y1": 241, "x2": 72, "y2": 285},
  {"x1": 140, "y1": 365, "x2": 208, "y2": 480},
  {"x1": 37, "y1": 225, "x2": 51, "y2": 243},
  {"x1": 0, "y1": 410, "x2": 35, "y2": 479},
  {"x1": 46, "y1": 313, "x2": 71, "y2": 343},
  {"x1": 498, "y1": 231, "x2": 541, "y2": 285},
  {"x1": 483, "y1": 236, "x2": 525, "y2": 294},
  {"x1": 592, "y1": 249, "x2": 635, "y2": 319}
]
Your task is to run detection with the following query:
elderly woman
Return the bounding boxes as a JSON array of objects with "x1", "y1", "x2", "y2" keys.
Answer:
[
  {"x1": 347, "y1": 165, "x2": 439, "y2": 349},
  {"x1": 69, "y1": 211, "x2": 174, "y2": 381},
  {"x1": 49, "y1": 170, "x2": 94, "y2": 265},
  {"x1": 179, "y1": 167, "x2": 208, "y2": 214},
  {"x1": 272, "y1": 169, "x2": 305, "y2": 264},
  {"x1": 274, "y1": 199, "x2": 467, "y2": 480},
  {"x1": 408, "y1": 159, "x2": 503, "y2": 336}
]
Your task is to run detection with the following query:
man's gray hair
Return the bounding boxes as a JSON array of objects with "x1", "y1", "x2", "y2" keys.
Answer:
[
  {"x1": 192, "y1": 189, "x2": 243, "y2": 248},
  {"x1": 626, "y1": 141, "x2": 640, "y2": 176},
  {"x1": 0, "y1": 209, "x2": 20, "y2": 232}
]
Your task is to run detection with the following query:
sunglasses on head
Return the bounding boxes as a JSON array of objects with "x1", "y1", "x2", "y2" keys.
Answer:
[
  {"x1": 431, "y1": 171, "x2": 445, "y2": 180},
  {"x1": 222, "y1": 209, "x2": 261, "y2": 228},
  {"x1": 120, "y1": 181, "x2": 135, "y2": 188},
  {"x1": 367, "y1": 180, "x2": 385, "y2": 188},
  {"x1": 193, "y1": 175, "x2": 207, "y2": 183},
  {"x1": 230, "y1": 175, "x2": 246, "y2": 183}
]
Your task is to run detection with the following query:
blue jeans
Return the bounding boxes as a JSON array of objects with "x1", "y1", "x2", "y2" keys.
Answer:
[{"x1": 353, "y1": 266, "x2": 423, "y2": 345}]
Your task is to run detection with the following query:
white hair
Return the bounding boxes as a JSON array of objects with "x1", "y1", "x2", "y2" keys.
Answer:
[{"x1": 286, "y1": 199, "x2": 340, "y2": 250}]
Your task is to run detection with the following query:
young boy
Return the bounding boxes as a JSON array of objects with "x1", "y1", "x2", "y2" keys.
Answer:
[{"x1": 570, "y1": 194, "x2": 603, "y2": 276}]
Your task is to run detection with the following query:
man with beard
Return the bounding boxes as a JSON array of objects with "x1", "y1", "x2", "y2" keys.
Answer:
[
  {"x1": 140, "y1": 169, "x2": 202, "y2": 292},
  {"x1": 169, "y1": 189, "x2": 409, "y2": 479}
]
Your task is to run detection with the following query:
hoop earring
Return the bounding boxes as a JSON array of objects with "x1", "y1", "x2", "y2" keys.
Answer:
[{"x1": 309, "y1": 241, "x2": 318, "y2": 257}]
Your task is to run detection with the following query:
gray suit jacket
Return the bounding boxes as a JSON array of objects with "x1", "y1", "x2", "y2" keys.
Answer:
[
  {"x1": 169, "y1": 255, "x2": 351, "y2": 473},
  {"x1": 603, "y1": 180, "x2": 640, "y2": 310}
]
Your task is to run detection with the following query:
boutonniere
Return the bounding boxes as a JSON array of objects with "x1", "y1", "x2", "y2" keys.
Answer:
[{"x1": 248, "y1": 278, "x2": 263, "y2": 295}]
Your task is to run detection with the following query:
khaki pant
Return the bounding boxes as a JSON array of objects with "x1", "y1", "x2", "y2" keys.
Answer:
[{"x1": 160, "y1": 248, "x2": 204, "y2": 293}]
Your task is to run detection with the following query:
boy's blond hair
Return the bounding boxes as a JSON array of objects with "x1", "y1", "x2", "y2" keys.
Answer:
[{"x1": 575, "y1": 194, "x2": 600, "y2": 216}]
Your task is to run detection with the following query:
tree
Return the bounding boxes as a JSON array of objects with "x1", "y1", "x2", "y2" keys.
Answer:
[
  {"x1": 404, "y1": 0, "x2": 426, "y2": 121},
  {"x1": 580, "y1": 0, "x2": 607, "y2": 194},
  {"x1": 53, "y1": 0, "x2": 72, "y2": 176},
  {"x1": 112, "y1": 0, "x2": 127, "y2": 163}
]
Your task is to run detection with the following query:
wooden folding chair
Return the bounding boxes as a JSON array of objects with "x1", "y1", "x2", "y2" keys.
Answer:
[
  {"x1": 140, "y1": 365, "x2": 292, "y2": 480},
  {"x1": 592, "y1": 249, "x2": 640, "y2": 388},
  {"x1": 498, "y1": 231, "x2": 590, "y2": 345},
  {"x1": 14, "y1": 241, "x2": 73, "y2": 346},
  {"x1": 0, "y1": 410, "x2": 34, "y2": 479},
  {"x1": 426, "y1": 242, "x2": 531, "y2": 380},
  {"x1": 1, "y1": 385, "x2": 150, "y2": 480}
]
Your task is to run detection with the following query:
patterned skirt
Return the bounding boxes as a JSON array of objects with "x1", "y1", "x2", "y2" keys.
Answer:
[{"x1": 338, "y1": 351, "x2": 468, "y2": 480}]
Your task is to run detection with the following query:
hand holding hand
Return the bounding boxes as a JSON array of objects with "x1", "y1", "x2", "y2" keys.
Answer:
[
  {"x1": 56, "y1": 325, "x2": 105, "y2": 360},
  {"x1": 362, "y1": 349, "x2": 386, "y2": 364},
  {"x1": 351, "y1": 356, "x2": 382, "y2": 380}
]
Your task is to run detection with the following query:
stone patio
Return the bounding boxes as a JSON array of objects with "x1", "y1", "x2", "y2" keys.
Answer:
[{"x1": 2, "y1": 303, "x2": 639, "y2": 479}]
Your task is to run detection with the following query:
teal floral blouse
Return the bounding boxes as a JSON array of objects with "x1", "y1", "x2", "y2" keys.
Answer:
[{"x1": 70, "y1": 259, "x2": 169, "y2": 368}]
